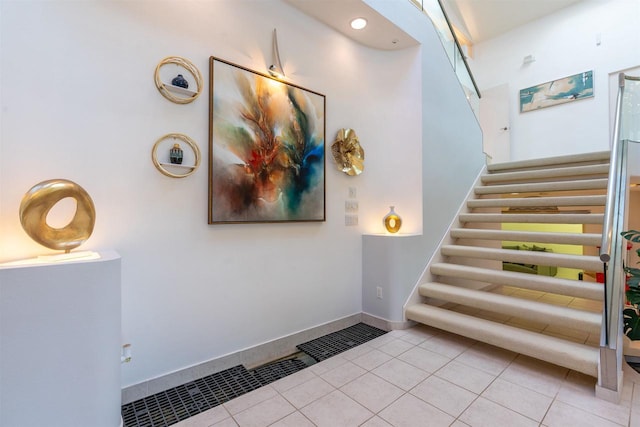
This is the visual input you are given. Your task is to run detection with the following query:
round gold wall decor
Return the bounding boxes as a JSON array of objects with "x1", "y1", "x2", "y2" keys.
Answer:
[
  {"x1": 154, "y1": 56, "x2": 203, "y2": 104},
  {"x1": 19, "y1": 179, "x2": 96, "y2": 252},
  {"x1": 151, "y1": 133, "x2": 201, "y2": 178},
  {"x1": 331, "y1": 128, "x2": 364, "y2": 176}
]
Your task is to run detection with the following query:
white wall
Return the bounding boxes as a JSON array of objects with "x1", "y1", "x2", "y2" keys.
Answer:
[
  {"x1": 0, "y1": 0, "x2": 422, "y2": 388},
  {"x1": 473, "y1": 0, "x2": 640, "y2": 161}
]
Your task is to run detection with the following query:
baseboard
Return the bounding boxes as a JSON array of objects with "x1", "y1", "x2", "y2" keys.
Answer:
[
  {"x1": 361, "y1": 312, "x2": 415, "y2": 331},
  {"x1": 121, "y1": 313, "x2": 363, "y2": 404}
]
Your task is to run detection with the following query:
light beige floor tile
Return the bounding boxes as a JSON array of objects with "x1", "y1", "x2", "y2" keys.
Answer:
[
  {"x1": 397, "y1": 346, "x2": 450, "y2": 373},
  {"x1": 455, "y1": 342, "x2": 516, "y2": 376},
  {"x1": 542, "y1": 324, "x2": 590, "y2": 342},
  {"x1": 499, "y1": 355, "x2": 568, "y2": 397},
  {"x1": 281, "y1": 376, "x2": 335, "y2": 409},
  {"x1": 300, "y1": 390, "x2": 373, "y2": 427},
  {"x1": 569, "y1": 298, "x2": 603, "y2": 312},
  {"x1": 435, "y1": 360, "x2": 496, "y2": 394},
  {"x1": 372, "y1": 358, "x2": 429, "y2": 391},
  {"x1": 320, "y1": 360, "x2": 367, "y2": 388},
  {"x1": 270, "y1": 368, "x2": 317, "y2": 393},
  {"x1": 397, "y1": 325, "x2": 439, "y2": 345},
  {"x1": 340, "y1": 343, "x2": 374, "y2": 361},
  {"x1": 511, "y1": 289, "x2": 545, "y2": 300},
  {"x1": 224, "y1": 386, "x2": 278, "y2": 415},
  {"x1": 459, "y1": 397, "x2": 538, "y2": 427},
  {"x1": 543, "y1": 400, "x2": 623, "y2": 427},
  {"x1": 308, "y1": 355, "x2": 347, "y2": 376},
  {"x1": 212, "y1": 418, "x2": 239, "y2": 427},
  {"x1": 366, "y1": 334, "x2": 398, "y2": 348},
  {"x1": 378, "y1": 394, "x2": 454, "y2": 427},
  {"x1": 482, "y1": 378, "x2": 552, "y2": 422},
  {"x1": 360, "y1": 416, "x2": 393, "y2": 427},
  {"x1": 451, "y1": 421, "x2": 472, "y2": 427},
  {"x1": 268, "y1": 411, "x2": 315, "y2": 427},
  {"x1": 505, "y1": 317, "x2": 548, "y2": 331},
  {"x1": 555, "y1": 371, "x2": 631, "y2": 426},
  {"x1": 232, "y1": 395, "x2": 295, "y2": 427},
  {"x1": 538, "y1": 293, "x2": 574, "y2": 306},
  {"x1": 175, "y1": 405, "x2": 231, "y2": 427},
  {"x1": 352, "y1": 348, "x2": 393, "y2": 371},
  {"x1": 377, "y1": 338, "x2": 415, "y2": 357},
  {"x1": 340, "y1": 372, "x2": 404, "y2": 413},
  {"x1": 419, "y1": 332, "x2": 476, "y2": 358},
  {"x1": 410, "y1": 375, "x2": 476, "y2": 417}
]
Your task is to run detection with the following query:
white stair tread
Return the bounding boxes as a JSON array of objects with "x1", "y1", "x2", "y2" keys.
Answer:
[
  {"x1": 405, "y1": 304, "x2": 599, "y2": 377},
  {"x1": 482, "y1": 164, "x2": 610, "y2": 184},
  {"x1": 441, "y1": 245, "x2": 603, "y2": 271},
  {"x1": 467, "y1": 195, "x2": 606, "y2": 208},
  {"x1": 419, "y1": 282, "x2": 601, "y2": 332},
  {"x1": 487, "y1": 151, "x2": 610, "y2": 172},
  {"x1": 475, "y1": 178, "x2": 608, "y2": 195},
  {"x1": 459, "y1": 213, "x2": 604, "y2": 224},
  {"x1": 430, "y1": 263, "x2": 603, "y2": 300},
  {"x1": 449, "y1": 228, "x2": 602, "y2": 246}
]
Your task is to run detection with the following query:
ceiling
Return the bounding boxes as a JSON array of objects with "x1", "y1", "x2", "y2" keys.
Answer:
[
  {"x1": 286, "y1": 0, "x2": 584, "y2": 50},
  {"x1": 442, "y1": 0, "x2": 584, "y2": 43}
]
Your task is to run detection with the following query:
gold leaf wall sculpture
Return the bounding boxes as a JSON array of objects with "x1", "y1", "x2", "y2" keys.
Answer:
[{"x1": 331, "y1": 128, "x2": 364, "y2": 176}]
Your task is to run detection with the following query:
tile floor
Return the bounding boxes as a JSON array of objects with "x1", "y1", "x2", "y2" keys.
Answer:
[{"x1": 173, "y1": 323, "x2": 640, "y2": 427}]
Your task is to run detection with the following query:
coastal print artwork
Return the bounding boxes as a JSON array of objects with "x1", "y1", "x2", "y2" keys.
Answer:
[
  {"x1": 520, "y1": 70, "x2": 593, "y2": 113},
  {"x1": 208, "y1": 57, "x2": 326, "y2": 224}
]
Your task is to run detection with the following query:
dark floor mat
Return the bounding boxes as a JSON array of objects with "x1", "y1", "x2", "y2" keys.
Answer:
[
  {"x1": 296, "y1": 322, "x2": 387, "y2": 361},
  {"x1": 121, "y1": 365, "x2": 262, "y2": 427}
]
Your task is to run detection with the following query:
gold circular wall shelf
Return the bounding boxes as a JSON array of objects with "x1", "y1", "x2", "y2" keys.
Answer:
[
  {"x1": 152, "y1": 133, "x2": 201, "y2": 178},
  {"x1": 19, "y1": 179, "x2": 96, "y2": 252},
  {"x1": 154, "y1": 56, "x2": 203, "y2": 104}
]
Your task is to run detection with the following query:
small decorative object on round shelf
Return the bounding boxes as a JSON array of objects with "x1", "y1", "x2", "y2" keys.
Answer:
[
  {"x1": 383, "y1": 206, "x2": 402, "y2": 233},
  {"x1": 154, "y1": 56, "x2": 203, "y2": 104},
  {"x1": 152, "y1": 133, "x2": 201, "y2": 178},
  {"x1": 19, "y1": 179, "x2": 96, "y2": 253},
  {"x1": 171, "y1": 74, "x2": 189, "y2": 89},
  {"x1": 331, "y1": 128, "x2": 364, "y2": 176},
  {"x1": 169, "y1": 143, "x2": 184, "y2": 164}
]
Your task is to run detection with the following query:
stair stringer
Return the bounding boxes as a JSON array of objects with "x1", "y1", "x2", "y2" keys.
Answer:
[{"x1": 402, "y1": 165, "x2": 502, "y2": 318}]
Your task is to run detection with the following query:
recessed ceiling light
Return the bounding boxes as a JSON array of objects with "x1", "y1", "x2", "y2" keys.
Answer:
[{"x1": 350, "y1": 18, "x2": 367, "y2": 30}]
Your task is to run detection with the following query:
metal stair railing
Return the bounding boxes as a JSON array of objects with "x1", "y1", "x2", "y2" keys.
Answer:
[{"x1": 598, "y1": 73, "x2": 640, "y2": 399}]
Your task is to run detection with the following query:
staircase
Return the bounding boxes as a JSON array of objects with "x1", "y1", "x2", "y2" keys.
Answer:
[{"x1": 405, "y1": 151, "x2": 611, "y2": 377}]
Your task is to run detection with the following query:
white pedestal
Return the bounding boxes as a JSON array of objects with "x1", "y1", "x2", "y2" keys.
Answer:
[{"x1": 0, "y1": 251, "x2": 121, "y2": 427}]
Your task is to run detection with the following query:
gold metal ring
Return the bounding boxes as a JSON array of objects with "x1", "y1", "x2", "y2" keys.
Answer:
[
  {"x1": 154, "y1": 56, "x2": 203, "y2": 104},
  {"x1": 19, "y1": 179, "x2": 96, "y2": 252},
  {"x1": 152, "y1": 133, "x2": 201, "y2": 178}
]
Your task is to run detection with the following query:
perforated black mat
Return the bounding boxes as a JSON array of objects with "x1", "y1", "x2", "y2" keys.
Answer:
[
  {"x1": 121, "y1": 323, "x2": 386, "y2": 427},
  {"x1": 297, "y1": 323, "x2": 387, "y2": 361}
]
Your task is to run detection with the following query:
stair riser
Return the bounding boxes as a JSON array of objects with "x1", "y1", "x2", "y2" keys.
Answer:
[
  {"x1": 475, "y1": 179, "x2": 608, "y2": 195},
  {"x1": 482, "y1": 164, "x2": 610, "y2": 184}
]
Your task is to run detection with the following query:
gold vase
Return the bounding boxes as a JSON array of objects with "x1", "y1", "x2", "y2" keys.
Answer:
[{"x1": 383, "y1": 206, "x2": 402, "y2": 233}]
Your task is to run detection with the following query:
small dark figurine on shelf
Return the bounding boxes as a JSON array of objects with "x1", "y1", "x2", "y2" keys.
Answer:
[
  {"x1": 169, "y1": 143, "x2": 184, "y2": 164},
  {"x1": 171, "y1": 74, "x2": 189, "y2": 89}
]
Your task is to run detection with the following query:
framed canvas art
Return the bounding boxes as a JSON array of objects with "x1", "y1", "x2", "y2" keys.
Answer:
[
  {"x1": 208, "y1": 57, "x2": 326, "y2": 224},
  {"x1": 520, "y1": 70, "x2": 593, "y2": 113}
]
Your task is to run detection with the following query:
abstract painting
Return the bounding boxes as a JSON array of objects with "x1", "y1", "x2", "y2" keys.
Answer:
[
  {"x1": 208, "y1": 57, "x2": 325, "y2": 224},
  {"x1": 520, "y1": 70, "x2": 593, "y2": 113}
]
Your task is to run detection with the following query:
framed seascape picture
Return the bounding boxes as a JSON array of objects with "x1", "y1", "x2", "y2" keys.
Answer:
[
  {"x1": 208, "y1": 57, "x2": 326, "y2": 224},
  {"x1": 520, "y1": 70, "x2": 593, "y2": 113}
]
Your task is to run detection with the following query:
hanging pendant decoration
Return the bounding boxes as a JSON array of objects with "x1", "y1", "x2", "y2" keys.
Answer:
[{"x1": 383, "y1": 206, "x2": 402, "y2": 233}]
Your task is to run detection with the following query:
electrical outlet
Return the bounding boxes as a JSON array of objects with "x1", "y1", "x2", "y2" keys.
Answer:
[
  {"x1": 376, "y1": 287, "x2": 383, "y2": 299},
  {"x1": 121, "y1": 344, "x2": 132, "y2": 363}
]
